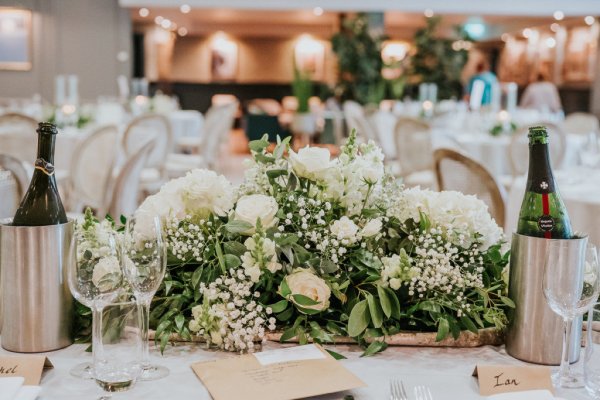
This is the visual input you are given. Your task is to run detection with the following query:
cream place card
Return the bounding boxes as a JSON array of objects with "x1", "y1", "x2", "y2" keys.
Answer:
[
  {"x1": 0, "y1": 356, "x2": 53, "y2": 385},
  {"x1": 191, "y1": 344, "x2": 366, "y2": 400},
  {"x1": 473, "y1": 365, "x2": 554, "y2": 396}
]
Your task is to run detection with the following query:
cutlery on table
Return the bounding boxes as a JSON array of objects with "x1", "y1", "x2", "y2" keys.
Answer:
[
  {"x1": 389, "y1": 379, "x2": 409, "y2": 400},
  {"x1": 414, "y1": 385, "x2": 434, "y2": 400}
]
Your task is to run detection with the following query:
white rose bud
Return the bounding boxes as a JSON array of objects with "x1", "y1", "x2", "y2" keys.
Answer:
[
  {"x1": 361, "y1": 218, "x2": 383, "y2": 238},
  {"x1": 92, "y1": 256, "x2": 121, "y2": 292},
  {"x1": 288, "y1": 146, "x2": 332, "y2": 180},
  {"x1": 234, "y1": 194, "x2": 279, "y2": 234},
  {"x1": 283, "y1": 270, "x2": 331, "y2": 312}
]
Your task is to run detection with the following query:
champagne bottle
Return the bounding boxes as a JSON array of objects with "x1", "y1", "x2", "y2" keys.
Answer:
[
  {"x1": 13, "y1": 122, "x2": 68, "y2": 226},
  {"x1": 517, "y1": 126, "x2": 572, "y2": 239}
]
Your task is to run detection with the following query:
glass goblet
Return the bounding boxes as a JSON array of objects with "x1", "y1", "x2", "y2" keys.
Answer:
[
  {"x1": 543, "y1": 241, "x2": 600, "y2": 388},
  {"x1": 68, "y1": 226, "x2": 123, "y2": 379},
  {"x1": 122, "y1": 214, "x2": 168, "y2": 381}
]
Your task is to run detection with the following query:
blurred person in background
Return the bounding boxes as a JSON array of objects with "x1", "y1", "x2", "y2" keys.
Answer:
[
  {"x1": 520, "y1": 71, "x2": 563, "y2": 113},
  {"x1": 465, "y1": 60, "x2": 498, "y2": 106}
]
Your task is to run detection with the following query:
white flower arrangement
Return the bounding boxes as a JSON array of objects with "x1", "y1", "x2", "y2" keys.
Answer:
[{"x1": 76, "y1": 132, "x2": 511, "y2": 355}]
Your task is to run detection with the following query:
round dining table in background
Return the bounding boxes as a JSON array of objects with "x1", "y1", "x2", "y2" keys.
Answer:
[{"x1": 505, "y1": 167, "x2": 600, "y2": 244}]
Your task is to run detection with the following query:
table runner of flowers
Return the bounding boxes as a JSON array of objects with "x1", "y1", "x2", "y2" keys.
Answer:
[{"x1": 76, "y1": 131, "x2": 511, "y2": 356}]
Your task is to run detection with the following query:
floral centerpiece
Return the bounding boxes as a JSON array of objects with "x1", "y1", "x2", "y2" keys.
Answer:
[{"x1": 78, "y1": 132, "x2": 511, "y2": 356}]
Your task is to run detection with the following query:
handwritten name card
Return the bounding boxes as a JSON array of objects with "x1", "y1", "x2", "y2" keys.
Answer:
[
  {"x1": 0, "y1": 356, "x2": 53, "y2": 385},
  {"x1": 473, "y1": 364, "x2": 553, "y2": 396}
]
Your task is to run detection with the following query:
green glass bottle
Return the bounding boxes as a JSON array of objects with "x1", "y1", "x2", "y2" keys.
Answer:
[
  {"x1": 517, "y1": 126, "x2": 572, "y2": 239},
  {"x1": 13, "y1": 122, "x2": 68, "y2": 226}
]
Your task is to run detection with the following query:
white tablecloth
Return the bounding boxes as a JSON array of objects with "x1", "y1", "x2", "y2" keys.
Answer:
[
  {"x1": 0, "y1": 339, "x2": 589, "y2": 400},
  {"x1": 168, "y1": 110, "x2": 204, "y2": 144},
  {"x1": 506, "y1": 168, "x2": 600, "y2": 244}
]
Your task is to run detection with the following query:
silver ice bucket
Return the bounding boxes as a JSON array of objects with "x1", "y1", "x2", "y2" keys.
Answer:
[
  {"x1": 0, "y1": 219, "x2": 74, "y2": 352},
  {"x1": 505, "y1": 232, "x2": 585, "y2": 365}
]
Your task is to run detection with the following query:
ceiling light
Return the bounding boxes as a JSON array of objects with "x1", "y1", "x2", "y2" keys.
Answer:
[
  {"x1": 154, "y1": 16, "x2": 164, "y2": 24},
  {"x1": 553, "y1": 10, "x2": 564, "y2": 21},
  {"x1": 138, "y1": 8, "x2": 149, "y2": 18},
  {"x1": 424, "y1": 9, "x2": 434, "y2": 18},
  {"x1": 522, "y1": 28, "x2": 532, "y2": 38},
  {"x1": 550, "y1": 23, "x2": 560, "y2": 32},
  {"x1": 178, "y1": 27, "x2": 188, "y2": 36},
  {"x1": 313, "y1": 7, "x2": 323, "y2": 16},
  {"x1": 546, "y1": 37, "x2": 556, "y2": 48},
  {"x1": 585, "y1": 16, "x2": 595, "y2": 26},
  {"x1": 180, "y1": 4, "x2": 191, "y2": 14},
  {"x1": 160, "y1": 19, "x2": 172, "y2": 29}
]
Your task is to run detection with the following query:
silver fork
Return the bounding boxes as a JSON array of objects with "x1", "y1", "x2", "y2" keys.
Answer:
[
  {"x1": 414, "y1": 385, "x2": 434, "y2": 400},
  {"x1": 389, "y1": 379, "x2": 409, "y2": 400}
]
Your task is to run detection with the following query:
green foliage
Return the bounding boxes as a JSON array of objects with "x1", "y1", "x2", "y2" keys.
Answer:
[
  {"x1": 331, "y1": 14, "x2": 387, "y2": 105},
  {"x1": 409, "y1": 16, "x2": 470, "y2": 99},
  {"x1": 292, "y1": 66, "x2": 312, "y2": 113}
]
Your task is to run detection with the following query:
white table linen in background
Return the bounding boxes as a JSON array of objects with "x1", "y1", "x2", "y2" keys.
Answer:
[
  {"x1": 168, "y1": 110, "x2": 204, "y2": 146},
  {"x1": 505, "y1": 168, "x2": 600, "y2": 244},
  {"x1": 0, "y1": 338, "x2": 589, "y2": 400},
  {"x1": 0, "y1": 171, "x2": 19, "y2": 219}
]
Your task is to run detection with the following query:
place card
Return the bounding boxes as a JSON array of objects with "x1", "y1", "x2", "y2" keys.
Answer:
[
  {"x1": 0, "y1": 356, "x2": 53, "y2": 385},
  {"x1": 191, "y1": 344, "x2": 366, "y2": 400},
  {"x1": 473, "y1": 364, "x2": 553, "y2": 396}
]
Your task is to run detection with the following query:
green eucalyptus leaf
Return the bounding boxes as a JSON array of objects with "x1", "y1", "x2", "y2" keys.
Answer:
[
  {"x1": 292, "y1": 294, "x2": 320, "y2": 306},
  {"x1": 436, "y1": 317, "x2": 450, "y2": 341},
  {"x1": 223, "y1": 241, "x2": 247, "y2": 256},
  {"x1": 348, "y1": 299, "x2": 370, "y2": 337},
  {"x1": 326, "y1": 349, "x2": 347, "y2": 360},
  {"x1": 377, "y1": 285, "x2": 392, "y2": 318},
  {"x1": 280, "y1": 327, "x2": 297, "y2": 342},
  {"x1": 361, "y1": 340, "x2": 388, "y2": 357},
  {"x1": 224, "y1": 254, "x2": 241, "y2": 269},
  {"x1": 366, "y1": 294, "x2": 383, "y2": 328},
  {"x1": 269, "y1": 299, "x2": 289, "y2": 313},
  {"x1": 174, "y1": 314, "x2": 185, "y2": 331},
  {"x1": 224, "y1": 220, "x2": 253, "y2": 234}
]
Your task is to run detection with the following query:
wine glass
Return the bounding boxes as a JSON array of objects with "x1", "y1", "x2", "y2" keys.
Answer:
[
  {"x1": 121, "y1": 214, "x2": 169, "y2": 381},
  {"x1": 543, "y1": 241, "x2": 600, "y2": 388},
  {"x1": 94, "y1": 301, "x2": 142, "y2": 400},
  {"x1": 68, "y1": 226, "x2": 123, "y2": 379}
]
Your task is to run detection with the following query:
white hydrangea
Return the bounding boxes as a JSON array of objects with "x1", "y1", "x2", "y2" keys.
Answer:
[{"x1": 388, "y1": 187, "x2": 503, "y2": 250}]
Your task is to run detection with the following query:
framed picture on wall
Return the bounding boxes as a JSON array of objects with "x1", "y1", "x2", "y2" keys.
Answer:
[
  {"x1": 0, "y1": 8, "x2": 32, "y2": 71},
  {"x1": 211, "y1": 34, "x2": 238, "y2": 81}
]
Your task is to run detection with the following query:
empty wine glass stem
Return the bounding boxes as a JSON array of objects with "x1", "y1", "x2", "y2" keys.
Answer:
[
  {"x1": 92, "y1": 305, "x2": 104, "y2": 367},
  {"x1": 560, "y1": 317, "x2": 574, "y2": 379},
  {"x1": 139, "y1": 299, "x2": 152, "y2": 366}
]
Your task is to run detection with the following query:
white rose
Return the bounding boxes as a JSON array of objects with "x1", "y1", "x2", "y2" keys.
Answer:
[
  {"x1": 92, "y1": 256, "x2": 121, "y2": 292},
  {"x1": 289, "y1": 146, "x2": 332, "y2": 180},
  {"x1": 330, "y1": 216, "x2": 359, "y2": 241},
  {"x1": 181, "y1": 169, "x2": 235, "y2": 217},
  {"x1": 284, "y1": 270, "x2": 331, "y2": 312},
  {"x1": 361, "y1": 218, "x2": 382, "y2": 237},
  {"x1": 234, "y1": 194, "x2": 278, "y2": 234}
]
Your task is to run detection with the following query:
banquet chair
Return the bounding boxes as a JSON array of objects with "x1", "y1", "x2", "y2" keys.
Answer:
[
  {"x1": 166, "y1": 102, "x2": 238, "y2": 177},
  {"x1": 434, "y1": 148, "x2": 507, "y2": 227},
  {"x1": 122, "y1": 113, "x2": 172, "y2": 194},
  {"x1": 103, "y1": 140, "x2": 154, "y2": 219},
  {"x1": 508, "y1": 122, "x2": 566, "y2": 178},
  {"x1": 0, "y1": 112, "x2": 38, "y2": 164},
  {"x1": 68, "y1": 125, "x2": 119, "y2": 213},
  {"x1": 393, "y1": 117, "x2": 436, "y2": 189},
  {"x1": 563, "y1": 112, "x2": 599, "y2": 135},
  {"x1": 343, "y1": 101, "x2": 378, "y2": 142},
  {"x1": 0, "y1": 154, "x2": 29, "y2": 219}
]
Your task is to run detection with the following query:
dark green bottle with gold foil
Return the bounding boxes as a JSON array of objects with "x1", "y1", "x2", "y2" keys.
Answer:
[
  {"x1": 13, "y1": 122, "x2": 67, "y2": 226},
  {"x1": 517, "y1": 126, "x2": 572, "y2": 239}
]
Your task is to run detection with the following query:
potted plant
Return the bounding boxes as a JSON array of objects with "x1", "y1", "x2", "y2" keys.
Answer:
[{"x1": 290, "y1": 66, "x2": 316, "y2": 139}]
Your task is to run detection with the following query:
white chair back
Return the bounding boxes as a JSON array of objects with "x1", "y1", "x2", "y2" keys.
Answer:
[
  {"x1": 0, "y1": 153, "x2": 29, "y2": 218},
  {"x1": 343, "y1": 101, "x2": 377, "y2": 141},
  {"x1": 393, "y1": 117, "x2": 433, "y2": 176},
  {"x1": 122, "y1": 113, "x2": 172, "y2": 172},
  {"x1": 563, "y1": 112, "x2": 599, "y2": 135},
  {"x1": 509, "y1": 123, "x2": 566, "y2": 177},
  {"x1": 434, "y1": 148, "x2": 507, "y2": 227},
  {"x1": 201, "y1": 102, "x2": 238, "y2": 168},
  {"x1": 105, "y1": 141, "x2": 154, "y2": 219},
  {"x1": 69, "y1": 125, "x2": 119, "y2": 211},
  {"x1": 0, "y1": 113, "x2": 38, "y2": 164}
]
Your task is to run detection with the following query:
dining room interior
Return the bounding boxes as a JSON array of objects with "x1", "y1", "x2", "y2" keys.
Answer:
[{"x1": 2, "y1": 1, "x2": 600, "y2": 399}]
